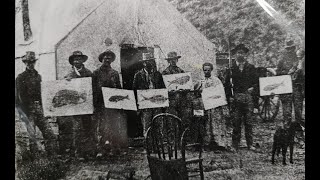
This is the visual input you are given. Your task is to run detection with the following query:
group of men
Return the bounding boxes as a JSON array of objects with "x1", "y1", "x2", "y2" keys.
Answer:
[
  {"x1": 132, "y1": 51, "x2": 193, "y2": 136},
  {"x1": 15, "y1": 40, "x2": 305, "y2": 159},
  {"x1": 16, "y1": 50, "x2": 125, "y2": 159}
]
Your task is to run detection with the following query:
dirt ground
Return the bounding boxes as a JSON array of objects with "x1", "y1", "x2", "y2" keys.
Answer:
[{"x1": 62, "y1": 106, "x2": 305, "y2": 180}]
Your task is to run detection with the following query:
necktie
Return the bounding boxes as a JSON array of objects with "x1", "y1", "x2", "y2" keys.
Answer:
[
  {"x1": 148, "y1": 73, "x2": 154, "y2": 89},
  {"x1": 145, "y1": 71, "x2": 154, "y2": 89}
]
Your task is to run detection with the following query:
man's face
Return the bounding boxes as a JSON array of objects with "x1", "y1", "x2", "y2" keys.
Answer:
[
  {"x1": 102, "y1": 54, "x2": 114, "y2": 66},
  {"x1": 25, "y1": 61, "x2": 36, "y2": 70},
  {"x1": 144, "y1": 60, "x2": 155, "y2": 73},
  {"x1": 73, "y1": 57, "x2": 83, "y2": 69},
  {"x1": 203, "y1": 66, "x2": 212, "y2": 77},
  {"x1": 168, "y1": 59, "x2": 178, "y2": 66},
  {"x1": 235, "y1": 50, "x2": 246, "y2": 64}
]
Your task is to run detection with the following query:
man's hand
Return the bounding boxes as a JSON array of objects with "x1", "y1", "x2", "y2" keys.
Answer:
[
  {"x1": 247, "y1": 87, "x2": 254, "y2": 94},
  {"x1": 288, "y1": 67, "x2": 297, "y2": 75},
  {"x1": 65, "y1": 77, "x2": 72, "y2": 81},
  {"x1": 269, "y1": 92, "x2": 276, "y2": 98}
]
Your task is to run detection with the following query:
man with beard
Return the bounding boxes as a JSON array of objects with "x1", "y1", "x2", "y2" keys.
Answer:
[
  {"x1": 276, "y1": 40, "x2": 301, "y2": 126},
  {"x1": 228, "y1": 44, "x2": 258, "y2": 151},
  {"x1": 16, "y1": 51, "x2": 57, "y2": 156},
  {"x1": 63, "y1": 51, "x2": 95, "y2": 160},
  {"x1": 132, "y1": 52, "x2": 166, "y2": 136},
  {"x1": 162, "y1": 51, "x2": 193, "y2": 130},
  {"x1": 92, "y1": 50, "x2": 127, "y2": 157}
]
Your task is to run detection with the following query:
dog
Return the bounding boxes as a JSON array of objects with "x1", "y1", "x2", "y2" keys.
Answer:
[{"x1": 271, "y1": 121, "x2": 304, "y2": 165}]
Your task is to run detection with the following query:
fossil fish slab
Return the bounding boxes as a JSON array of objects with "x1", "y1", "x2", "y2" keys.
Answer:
[
  {"x1": 109, "y1": 95, "x2": 129, "y2": 102},
  {"x1": 141, "y1": 94, "x2": 168, "y2": 104},
  {"x1": 263, "y1": 81, "x2": 285, "y2": 91},
  {"x1": 163, "y1": 72, "x2": 193, "y2": 91},
  {"x1": 137, "y1": 89, "x2": 169, "y2": 109},
  {"x1": 52, "y1": 89, "x2": 87, "y2": 108},
  {"x1": 102, "y1": 87, "x2": 137, "y2": 111},
  {"x1": 41, "y1": 77, "x2": 93, "y2": 117},
  {"x1": 259, "y1": 75, "x2": 293, "y2": 96}
]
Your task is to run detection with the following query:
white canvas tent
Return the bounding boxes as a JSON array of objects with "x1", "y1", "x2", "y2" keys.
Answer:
[{"x1": 15, "y1": 0, "x2": 216, "y2": 82}]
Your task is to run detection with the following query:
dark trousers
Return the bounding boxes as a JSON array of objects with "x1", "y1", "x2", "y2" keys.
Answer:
[
  {"x1": 280, "y1": 84, "x2": 304, "y2": 126},
  {"x1": 140, "y1": 108, "x2": 163, "y2": 136},
  {"x1": 292, "y1": 84, "x2": 304, "y2": 123},
  {"x1": 232, "y1": 95, "x2": 254, "y2": 149},
  {"x1": 280, "y1": 94, "x2": 293, "y2": 125},
  {"x1": 94, "y1": 108, "x2": 128, "y2": 153},
  {"x1": 73, "y1": 115, "x2": 96, "y2": 157},
  {"x1": 28, "y1": 103, "x2": 57, "y2": 156},
  {"x1": 165, "y1": 92, "x2": 193, "y2": 130}
]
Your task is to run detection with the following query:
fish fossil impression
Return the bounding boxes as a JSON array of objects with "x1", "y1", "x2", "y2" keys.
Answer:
[
  {"x1": 167, "y1": 76, "x2": 190, "y2": 87},
  {"x1": 52, "y1": 89, "x2": 87, "y2": 108},
  {"x1": 141, "y1": 94, "x2": 168, "y2": 104},
  {"x1": 263, "y1": 81, "x2": 285, "y2": 91},
  {"x1": 109, "y1": 95, "x2": 130, "y2": 102},
  {"x1": 208, "y1": 95, "x2": 221, "y2": 100}
]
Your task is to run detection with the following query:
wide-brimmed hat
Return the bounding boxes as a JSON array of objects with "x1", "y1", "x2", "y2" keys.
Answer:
[
  {"x1": 231, "y1": 44, "x2": 249, "y2": 55},
  {"x1": 140, "y1": 53, "x2": 155, "y2": 61},
  {"x1": 165, "y1": 51, "x2": 181, "y2": 60},
  {"x1": 98, "y1": 50, "x2": 116, "y2": 62},
  {"x1": 68, "y1": 51, "x2": 88, "y2": 65},
  {"x1": 22, "y1": 51, "x2": 38, "y2": 63},
  {"x1": 285, "y1": 40, "x2": 296, "y2": 49}
]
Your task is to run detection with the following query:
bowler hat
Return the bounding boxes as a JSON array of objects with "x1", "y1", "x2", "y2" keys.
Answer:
[
  {"x1": 98, "y1": 50, "x2": 116, "y2": 62},
  {"x1": 68, "y1": 51, "x2": 88, "y2": 65},
  {"x1": 140, "y1": 53, "x2": 155, "y2": 61},
  {"x1": 22, "y1": 51, "x2": 38, "y2": 63},
  {"x1": 165, "y1": 51, "x2": 181, "y2": 60},
  {"x1": 285, "y1": 40, "x2": 296, "y2": 49},
  {"x1": 231, "y1": 44, "x2": 249, "y2": 55}
]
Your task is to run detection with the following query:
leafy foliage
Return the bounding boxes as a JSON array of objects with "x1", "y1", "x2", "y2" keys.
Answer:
[{"x1": 168, "y1": 0, "x2": 305, "y2": 67}]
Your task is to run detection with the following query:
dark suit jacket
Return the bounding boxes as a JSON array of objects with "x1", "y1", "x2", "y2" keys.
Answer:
[
  {"x1": 16, "y1": 69, "x2": 42, "y2": 115},
  {"x1": 230, "y1": 61, "x2": 258, "y2": 93},
  {"x1": 92, "y1": 65, "x2": 121, "y2": 110},
  {"x1": 132, "y1": 69, "x2": 166, "y2": 90}
]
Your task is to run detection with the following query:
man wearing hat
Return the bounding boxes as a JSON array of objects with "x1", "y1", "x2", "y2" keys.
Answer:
[
  {"x1": 62, "y1": 51, "x2": 95, "y2": 159},
  {"x1": 92, "y1": 50, "x2": 126, "y2": 156},
  {"x1": 132, "y1": 52, "x2": 166, "y2": 136},
  {"x1": 228, "y1": 44, "x2": 258, "y2": 151},
  {"x1": 16, "y1": 51, "x2": 57, "y2": 156},
  {"x1": 162, "y1": 51, "x2": 193, "y2": 130},
  {"x1": 65, "y1": 51, "x2": 92, "y2": 79},
  {"x1": 277, "y1": 41, "x2": 304, "y2": 127}
]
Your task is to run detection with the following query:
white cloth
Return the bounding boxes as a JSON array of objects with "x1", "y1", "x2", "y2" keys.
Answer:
[
  {"x1": 144, "y1": 68, "x2": 154, "y2": 89},
  {"x1": 73, "y1": 66, "x2": 83, "y2": 76}
]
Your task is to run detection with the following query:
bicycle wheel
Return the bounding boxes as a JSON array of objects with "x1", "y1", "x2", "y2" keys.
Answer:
[{"x1": 258, "y1": 95, "x2": 280, "y2": 122}]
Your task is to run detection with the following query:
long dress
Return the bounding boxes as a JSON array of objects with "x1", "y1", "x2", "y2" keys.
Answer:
[{"x1": 194, "y1": 76, "x2": 229, "y2": 148}]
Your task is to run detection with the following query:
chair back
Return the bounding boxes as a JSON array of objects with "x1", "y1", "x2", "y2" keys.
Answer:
[
  {"x1": 181, "y1": 125, "x2": 205, "y2": 180},
  {"x1": 145, "y1": 113, "x2": 188, "y2": 180},
  {"x1": 146, "y1": 113, "x2": 183, "y2": 160}
]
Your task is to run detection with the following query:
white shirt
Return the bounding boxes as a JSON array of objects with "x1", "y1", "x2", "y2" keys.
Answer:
[{"x1": 144, "y1": 68, "x2": 154, "y2": 89}]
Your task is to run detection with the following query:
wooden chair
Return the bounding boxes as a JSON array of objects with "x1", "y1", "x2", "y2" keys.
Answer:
[
  {"x1": 145, "y1": 113, "x2": 188, "y2": 180},
  {"x1": 181, "y1": 127, "x2": 204, "y2": 180}
]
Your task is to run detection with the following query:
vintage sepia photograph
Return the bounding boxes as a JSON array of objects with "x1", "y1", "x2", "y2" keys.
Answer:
[{"x1": 15, "y1": 0, "x2": 305, "y2": 179}]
